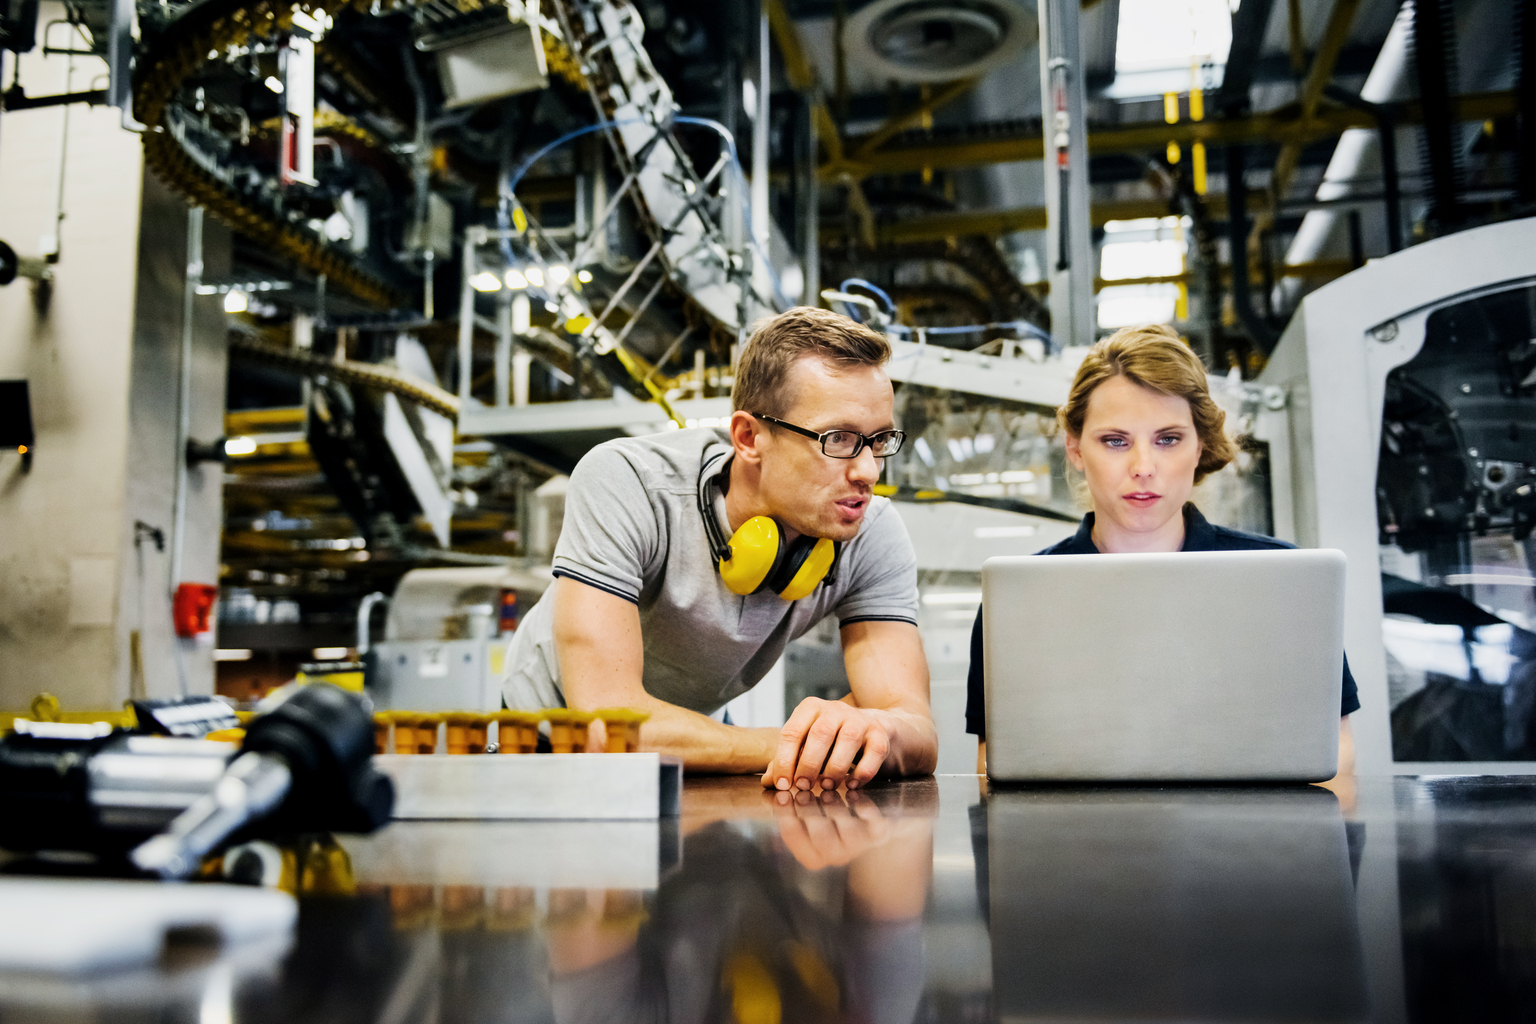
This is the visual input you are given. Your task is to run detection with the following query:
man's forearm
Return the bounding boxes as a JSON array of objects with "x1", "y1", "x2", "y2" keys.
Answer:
[{"x1": 580, "y1": 691, "x2": 779, "y2": 773}]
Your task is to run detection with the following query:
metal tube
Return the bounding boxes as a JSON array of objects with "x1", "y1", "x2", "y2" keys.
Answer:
[
  {"x1": 357, "y1": 592, "x2": 388, "y2": 654},
  {"x1": 1322, "y1": 83, "x2": 1404, "y2": 254},
  {"x1": 1037, "y1": 0, "x2": 1092, "y2": 346},
  {"x1": 802, "y1": 96, "x2": 819, "y2": 306},
  {"x1": 495, "y1": 293, "x2": 512, "y2": 407},
  {"x1": 130, "y1": 751, "x2": 292, "y2": 880},
  {"x1": 458, "y1": 228, "x2": 477, "y2": 403},
  {"x1": 1225, "y1": 146, "x2": 1280, "y2": 355},
  {"x1": 169, "y1": 206, "x2": 204, "y2": 602},
  {"x1": 751, "y1": 8, "x2": 771, "y2": 305}
]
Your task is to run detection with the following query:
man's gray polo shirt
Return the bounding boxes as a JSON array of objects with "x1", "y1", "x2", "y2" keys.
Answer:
[{"x1": 501, "y1": 427, "x2": 919, "y2": 715}]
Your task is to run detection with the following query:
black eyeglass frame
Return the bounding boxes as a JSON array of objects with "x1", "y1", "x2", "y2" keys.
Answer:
[{"x1": 752, "y1": 413, "x2": 906, "y2": 459}]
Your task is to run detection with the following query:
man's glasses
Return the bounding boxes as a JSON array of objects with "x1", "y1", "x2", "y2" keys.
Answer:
[{"x1": 753, "y1": 414, "x2": 906, "y2": 459}]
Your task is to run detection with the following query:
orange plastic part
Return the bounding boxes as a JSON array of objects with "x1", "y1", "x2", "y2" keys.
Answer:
[
  {"x1": 493, "y1": 711, "x2": 540, "y2": 754},
  {"x1": 444, "y1": 713, "x2": 489, "y2": 754},
  {"x1": 542, "y1": 708, "x2": 593, "y2": 753},
  {"x1": 391, "y1": 714, "x2": 417, "y2": 755},
  {"x1": 373, "y1": 712, "x2": 392, "y2": 755},
  {"x1": 594, "y1": 708, "x2": 651, "y2": 752},
  {"x1": 413, "y1": 714, "x2": 442, "y2": 754}
]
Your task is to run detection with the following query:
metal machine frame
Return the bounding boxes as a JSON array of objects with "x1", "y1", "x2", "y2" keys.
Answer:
[{"x1": 1256, "y1": 217, "x2": 1536, "y2": 776}]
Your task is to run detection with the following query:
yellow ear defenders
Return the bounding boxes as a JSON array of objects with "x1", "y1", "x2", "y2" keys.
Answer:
[{"x1": 697, "y1": 453, "x2": 840, "y2": 601}]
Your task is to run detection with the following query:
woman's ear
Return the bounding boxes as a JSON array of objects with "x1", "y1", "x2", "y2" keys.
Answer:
[{"x1": 1064, "y1": 431, "x2": 1084, "y2": 472}]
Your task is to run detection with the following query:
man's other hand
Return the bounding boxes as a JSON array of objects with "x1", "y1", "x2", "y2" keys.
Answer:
[{"x1": 761, "y1": 696, "x2": 892, "y2": 791}]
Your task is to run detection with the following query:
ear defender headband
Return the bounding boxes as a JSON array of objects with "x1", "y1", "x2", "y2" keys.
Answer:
[{"x1": 696, "y1": 451, "x2": 840, "y2": 601}]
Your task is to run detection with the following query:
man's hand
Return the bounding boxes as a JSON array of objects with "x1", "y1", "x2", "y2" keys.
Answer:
[
  {"x1": 759, "y1": 620, "x2": 938, "y2": 790},
  {"x1": 761, "y1": 697, "x2": 893, "y2": 792}
]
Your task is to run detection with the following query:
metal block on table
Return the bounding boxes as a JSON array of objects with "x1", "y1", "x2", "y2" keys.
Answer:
[
  {"x1": 375, "y1": 752, "x2": 682, "y2": 820},
  {"x1": 339, "y1": 819, "x2": 678, "y2": 890}
]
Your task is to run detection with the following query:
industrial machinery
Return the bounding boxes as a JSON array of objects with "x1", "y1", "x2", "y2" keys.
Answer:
[
  {"x1": 1255, "y1": 217, "x2": 1536, "y2": 773},
  {"x1": 364, "y1": 563, "x2": 550, "y2": 710},
  {"x1": 0, "y1": 684, "x2": 393, "y2": 876}
]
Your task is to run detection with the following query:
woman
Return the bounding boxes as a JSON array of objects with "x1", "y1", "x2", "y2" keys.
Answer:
[{"x1": 965, "y1": 324, "x2": 1359, "y2": 776}]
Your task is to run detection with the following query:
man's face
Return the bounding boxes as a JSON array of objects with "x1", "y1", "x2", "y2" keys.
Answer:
[{"x1": 754, "y1": 355, "x2": 895, "y2": 542}]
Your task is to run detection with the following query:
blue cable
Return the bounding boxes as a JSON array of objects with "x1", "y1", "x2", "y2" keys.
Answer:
[
  {"x1": 495, "y1": 117, "x2": 1055, "y2": 349},
  {"x1": 831, "y1": 276, "x2": 1057, "y2": 352},
  {"x1": 840, "y1": 278, "x2": 895, "y2": 315},
  {"x1": 497, "y1": 114, "x2": 792, "y2": 313},
  {"x1": 498, "y1": 119, "x2": 645, "y2": 271},
  {"x1": 674, "y1": 116, "x2": 793, "y2": 310}
]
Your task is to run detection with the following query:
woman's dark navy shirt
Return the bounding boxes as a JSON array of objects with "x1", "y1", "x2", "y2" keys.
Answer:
[{"x1": 964, "y1": 503, "x2": 1362, "y2": 739}]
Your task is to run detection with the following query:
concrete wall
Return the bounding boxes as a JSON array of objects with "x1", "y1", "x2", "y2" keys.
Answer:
[
  {"x1": 0, "y1": 18, "x2": 229, "y2": 710},
  {"x1": 0, "y1": 36, "x2": 145, "y2": 711}
]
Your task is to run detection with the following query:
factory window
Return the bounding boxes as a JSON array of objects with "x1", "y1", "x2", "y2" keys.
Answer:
[{"x1": 1097, "y1": 218, "x2": 1187, "y2": 330}]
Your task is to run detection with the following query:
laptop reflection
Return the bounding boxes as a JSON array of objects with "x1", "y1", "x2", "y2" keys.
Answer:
[{"x1": 987, "y1": 787, "x2": 1367, "y2": 1022}]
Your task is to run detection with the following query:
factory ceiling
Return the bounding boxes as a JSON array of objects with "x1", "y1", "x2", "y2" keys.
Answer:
[{"x1": 3, "y1": 0, "x2": 1525, "y2": 647}]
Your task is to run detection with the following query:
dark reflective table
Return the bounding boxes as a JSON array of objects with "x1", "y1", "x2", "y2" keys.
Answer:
[{"x1": 3, "y1": 774, "x2": 1536, "y2": 1023}]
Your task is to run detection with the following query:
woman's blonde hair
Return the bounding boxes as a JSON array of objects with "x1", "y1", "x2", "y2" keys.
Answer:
[{"x1": 1058, "y1": 324, "x2": 1234, "y2": 484}]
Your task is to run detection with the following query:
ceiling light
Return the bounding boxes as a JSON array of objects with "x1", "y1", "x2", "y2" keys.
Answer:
[
  {"x1": 264, "y1": 75, "x2": 284, "y2": 94},
  {"x1": 215, "y1": 649, "x2": 253, "y2": 661},
  {"x1": 311, "y1": 647, "x2": 350, "y2": 660},
  {"x1": 576, "y1": 269, "x2": 593, "y2": 283},
  {"x1": 525, "y1": 266, "x2": 545, "y2": 288},
  {"x1": 223, "y1": 290, "x2": 248, "y2": 313},
  {"x1": 224, "y1": 436, "x2": 259, "y2": 457},
  {"x1": 470, "y1": 271, "x2": 503, "y2": 292},
  {"x1": 1116, "y1": 0, "x2": 1232, "y2": 72},
  {"x1": 547, "y1": 264, "x2": 570, "y2": 286},
  {"x1": 504, "y1": 268, "x2": 528, "y2": 289}
]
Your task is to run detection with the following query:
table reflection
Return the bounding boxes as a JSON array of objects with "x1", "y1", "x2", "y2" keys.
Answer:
[{"x1": 13, "y1": 776, "x2": 1536, "y2": 1022}]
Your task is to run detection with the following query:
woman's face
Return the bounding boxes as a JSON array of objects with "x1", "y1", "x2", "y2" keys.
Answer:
[{"x1": 1065, "y1": 374, "x2": 1202, "y2": 542}]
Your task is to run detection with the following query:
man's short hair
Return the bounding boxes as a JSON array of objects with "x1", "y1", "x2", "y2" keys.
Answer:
[{"x1": 732, "y1": 306, "x2": 891, "y2": 418}]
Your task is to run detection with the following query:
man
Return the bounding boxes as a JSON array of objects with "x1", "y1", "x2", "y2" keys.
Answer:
[{"x1": 502, "y1": 306, "x2": 937, "y2": 790}]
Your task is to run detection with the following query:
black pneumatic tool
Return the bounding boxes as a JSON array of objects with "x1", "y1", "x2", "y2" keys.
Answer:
[{"x1": 0, "y1": 685, "x2": 393, "y2": 878}]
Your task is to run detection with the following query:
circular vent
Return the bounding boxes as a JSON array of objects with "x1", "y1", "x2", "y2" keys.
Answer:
[{"x1": 845, "y1": 0, "x2": 1036, "y2": 83}]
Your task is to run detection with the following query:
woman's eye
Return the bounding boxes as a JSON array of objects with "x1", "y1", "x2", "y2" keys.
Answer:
[
  {"x1": 1157, "y1": 435, "x2": 1182, "y2": 447},
  {"x1": 1103, "y1": 437, "x2": 1127, "y2": 448}
]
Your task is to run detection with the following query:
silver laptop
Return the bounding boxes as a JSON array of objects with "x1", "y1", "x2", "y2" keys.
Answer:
[{"x1": 982, "y1": 548, "x2": 1347, "y2": 782}]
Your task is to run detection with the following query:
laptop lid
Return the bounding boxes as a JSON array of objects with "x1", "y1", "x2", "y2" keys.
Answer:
[{"x1": 983, "y1": 548, "x2": 1346, "y2": 782}]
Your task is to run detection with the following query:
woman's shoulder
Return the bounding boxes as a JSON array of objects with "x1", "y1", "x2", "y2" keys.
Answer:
[
  {"x1": 1205, "y1": 523, "x2": 1296, "y2": 551},
  {"x1": 1035, "y1": 535, "x2": 1087, "y2": 555},
  {"x1": 1184, "y1": 504, "x2": 1295, "y2": 552}
]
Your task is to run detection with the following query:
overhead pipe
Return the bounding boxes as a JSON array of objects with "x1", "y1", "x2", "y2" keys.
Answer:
[
  {"x1": 1521, "y1": 0, "x2": 1536, "y2": 204},
  {"x1": 1224, "y1": 145, "x2": 1280, "y2": 355},
  {"x1": 1322, "y1": 83, "x2": 1404, "y2": 252},
  {"x1": 1283, "y1": 3, "x2": 1415, "y2": 282},
  {"x1": 1410, "y1": 0, "x2": 1463, "y2": 231}
]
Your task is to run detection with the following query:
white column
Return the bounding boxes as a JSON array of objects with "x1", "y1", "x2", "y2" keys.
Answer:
[{"x1": 1038, "y1": 0, "x2": 1093, "y2": 346}]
